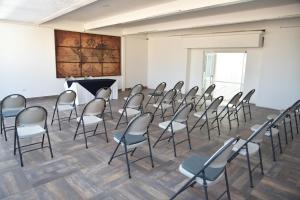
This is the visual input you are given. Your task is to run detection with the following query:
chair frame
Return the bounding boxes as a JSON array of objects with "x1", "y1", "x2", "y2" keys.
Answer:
[
  {"x1": 152, "y1": 89, "x2": 177, "y2": 121},
  {"x1": 219, "y1": 92, "x2": 243, "y2": 130},
  {"x1": 229, "y1": 120, "x2": 272, "y2": 187},
  {"x1": 194, "y1": 84, "x2": 216, "y2": 111},
  {"x1": 51, "y1": 90, "x2": 78, "y2": 131},
  {"x1": 237, "y1": 89, "x2": 255, "y2": 122},
  {"x1": 108, "y1": 112, "x2": 154, "y2": 178},
  {"x1": 14, "y1": 106, "x2": 53, "y2": 167},
  {"x1": 96, "y1": 87, "x2": 113, "y2": 119},
  {"x1": 73, "y1": 98, "x2": 108, "y2": 149},
  {"x1": 175, "y1": 86, "x2": 199, "y2": 113},
  {"x1": 173, "y1": 81, "x2": 184, "y2": 99},
  {"x1": 153, "y1": 103, "x2": 193, "y2": 157},
  {"x1": 145, "y1": 82, "x2": 166, "y2": 108},
  {"x1": 1, "y1": 94, "x2": 26, "y2": 141},
  {"x1": 170, "y1": 137, "x2": 239, "y2": 200},
  {"x1": 115, "y1": 93, "x2": 145, "y2": 129},
  {"x1": 288, "y1": 99, "x2": 300, "y2": 135},
  {"x1": 189, "y1": 96, "x2": 224, "y2": 140},
  {"x1": 124, "y1": 84, "x2": 144, "y2": 102}
]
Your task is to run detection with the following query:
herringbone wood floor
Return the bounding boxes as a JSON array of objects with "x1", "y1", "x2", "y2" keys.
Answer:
[{"x1": 0, "y1": 90, "x2": 299, "y2": 200}]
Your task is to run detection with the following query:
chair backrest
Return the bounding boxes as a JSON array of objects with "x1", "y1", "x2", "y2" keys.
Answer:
[
  {"x1": 248, "y1": 119, "x2": 272, "y2": 144},
  {"x1": 161, "y1": 89, "x2": 177, "y2": 104},
  {"x1": 242, "y1": 89, "x2": 255, "y2": 103},
  {"x1": 126, "y1": 93, "x2": 144, "y2": 109},
  {"x1": 173, "y1": 81, "x2": 184, "y2": 91},
  {"x1": 271, "y1": 107, "x2": 290, "y2": 127},
  {"x1": 83, "y1": 98, "x2": 106, "y2": 116},
  {"x1": 228, "y1": 92, "x2": 243, "y2": 107},
  {"x1": 154, "y1": 82, "x2": 166, "y2": 95},
  {"x1": 184, "y1": 86, "x2": 199, "y2": 102},
  {"x1": 173, "y1": 103, "x2": 193, "y2": 123},
  {"x1": 204, "y1": 137, "x2": 238, "y2": 169},
  {"x1": 129, "y1": 84, "x2": 143, "y2": 97},
  {"x1": 204, "y1": 84, "x2": 216, "y2": 96},
  {"x1": 58, "y1": 90, "x2": 76, "y2": 105},
  {"x1": 16, "y1": 106, "x2": 47, "y2": 128},
  {"x1": 96, "y1": 87, "x2": 111, "y2": 100},
  {"x1": 289, "y1": 99, "x2": 300, "y2": 112},
  {"x1": 206, "y1": 96, "x2": 223, "y2": 116},
  {"x1": 1, "y1": 94, "x2": 26, "y2": 110},
  {"x1": 125, "y1": 112, "x2": 154, "y2": 135}
]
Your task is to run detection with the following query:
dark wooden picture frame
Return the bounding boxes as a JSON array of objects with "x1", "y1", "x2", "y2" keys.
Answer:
[{"x1": 55, "y1": 30, "x2": 121, "y2": 78}]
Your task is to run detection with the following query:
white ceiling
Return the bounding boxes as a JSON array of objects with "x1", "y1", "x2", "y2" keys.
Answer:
[{"x1": 0, "y1": 0, "x2": 299, "y2": 35}]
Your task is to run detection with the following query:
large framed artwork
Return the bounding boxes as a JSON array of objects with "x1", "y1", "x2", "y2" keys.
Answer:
[{"x1": 55, "y1": 30, "x2": 121, "y2": 78}]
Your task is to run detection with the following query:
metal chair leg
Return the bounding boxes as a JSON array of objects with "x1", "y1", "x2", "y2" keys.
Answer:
[
  {"x1": 16, "y1": 135, "x2": 23, "y2": 167},
  {"x1": 108, "y1": 142, "x2": 121, "y2": 164},
  {"x1": 224, "y1": 167, "x2": 231, "y2": 200},
  {"x1": 258, "y1": 146, "x2": 264, "y2": 175},
  {"x1": 103, "y1": 118, "x2": 108, "y2": 143},
  {"x1": 269, "y1": 129, "x2": 276, "y2": 161},
  {"x1": 246, "y1": 147, "x2": 253, "y2": 187},
  {"x1": 147, "y1": 132, "x2": 154, "y2": 168},
  {"x1": 74, "y1": 121, "x2": 81, "y2": 140},
  {"x1": 124, "y1": 143, "x2": 131, "y2": 178},
  {"x1": 57, "y1": 110, "x2": 62, "y2": 131},
  {"x1": 82, "y1": 123, "x2": 88, "y2": 149},
  {"x1": 46, "y1": 129, "x2": 54, "y2": 158}
]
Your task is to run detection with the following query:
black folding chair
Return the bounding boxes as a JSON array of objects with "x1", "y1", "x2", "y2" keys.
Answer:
[
  {"x1": 237, "y1": 89, "x2": 255, "y2": 122},
  {"x1": 189, "y1": 96, "x2": 224, "y2": 140},
  {"x1": 96, "y1": 87, "x2": 113, "y2": 119},
  {"x1": 195, "y1": 84, "x2": 215, "y2": 111},
  {"x1": 152, "y1": 89, "x2": 177, "y2": 121},
  {"x1": 176, "y1": 86, "x2": 199, "y2": 112},
  {"x1": 173, "y1": 81, "x2": 184, "y2": 99},
  {"x1": 124, "y1": 84, "x2": 143, "y2": 102},
  {"x1": 170, "y1": 137, "x2": 239, "y2": 200},
  {"x1": 108, "y1": 112, "x2": 154, "y2": 178},
  {"x1": 145, "y1": 82, "x2": 166, "y2": 108},
  {"x1": 219, "y1": 92, "x2": 243, "y2": 129},
  {"x1": 230, "y1": 120, "x2": 272, "y2": 187}
]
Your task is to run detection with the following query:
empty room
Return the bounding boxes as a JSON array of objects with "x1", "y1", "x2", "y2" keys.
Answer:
[{"x1": 1, "y1": 0, "x2": 300, "y2": 199}]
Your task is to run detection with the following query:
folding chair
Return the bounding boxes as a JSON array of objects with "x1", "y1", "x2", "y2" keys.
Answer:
[
  {"x1": 237, "y1": 89, "x2": 255, "y2": 122},
  {"x1": 153, "y1": 103, "x2": 193, "y2": 157},
  {"x1": 288, "y1": 99, "x2": 300, "y2": 135},
  {"x1": 145, "y1": 82, "x2": 166, "y2": 108},
  {"x1": 14, "y1": 106, "x2": 53, "y2": 167},
  {"x1": 124, "y1": 84, "x2": 143, "y2": 102},
  {"x1": 190, "y1": 96, "x2": 224, "y2": 140},
  {"x1": 176, "y1": 86, "x2": 199, "y2": 112},
  {"x1": 152, "y1": 89, "x2": 177, "y2": 121},
  {"x1": 74, "y1": 98, "x2": 108, "y2": 149},
  {"x1": 230, "y1": 120, "x2": 272, "y2": 187},
  {"x1": 51, "y1": 90, "x2": 77, "y2": 131},
  {"x1": 173, "y1": 81, "x2": 184, "y2": 99},
  {"x1": 116, "y1": 93, "x2": 144, "y2": 129},
  {"x1": 96, "y1": 87, "x2": 113, "y2": 119},
  {"x1": 108, "y1": 112, "x2": 154, "y2": 178},
  {"x1": 195, "y1": 84, "x2": 216, "y2": 111},
  {"x1": 1, "y1": 94, "x2": 26, "y2": 141},
  {"x1": 219, "y1": 92, "x2": 243, "y2": 130},
  {"x1": 170, "y1": 137, "x2": 239, "y2": 200}
]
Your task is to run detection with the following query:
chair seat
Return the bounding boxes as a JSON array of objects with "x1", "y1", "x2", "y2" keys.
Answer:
[
  {"x1": 55, "y1": 104, "x2": 75, "y2": 111},
  {"x1": 159, "y1": 121, "x2": 186, "y2": 132},
  {"x1": 232, "y1": 139, "x2": 259, "y2": 156},
  {"x1": 194, "y1": 111, "x2": 216, "y2": 119},
  {"x1": 153, "y1": 103, "x2": 172, "y2": 109},
  {"x1": 76, "y1": 116, "x2": 102, "y2": 125},
  {"x1": 179, "y1": 155, "x2": 224, "y2": 185},
  {"x1": 113, "y1": 132, "x2": 147, "y2": 148},
  {"x1": 251, "y1": 124, "x2": 279, "y2": 136},
  {"x1": 17, "y1": 125, "x2": 46, "y2": 137},
  {"x1": 118, "y1": 108, "x2": 140, "y2": 116},
  {"x1": 1, "y1": 108, "x2": 23, "y2": 117}
]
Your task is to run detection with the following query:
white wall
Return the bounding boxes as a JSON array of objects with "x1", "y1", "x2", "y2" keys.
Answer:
[
  {"x1": 124, "y1": 36, "x2": 148, "y2": 88},
  {"x1": 0, "y1": 22, "x2": 123, "y2": 99},
  {"x1": 147, "y1": 18, "x2": 300, "y2": 109}
]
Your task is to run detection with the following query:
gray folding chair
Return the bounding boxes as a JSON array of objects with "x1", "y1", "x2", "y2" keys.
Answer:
[
  {"x1": 74, "y1": 98, "x2": 108, "y2": 149},
  {"x1": 51, "y1": 90, "x2": 77, "y2": 131},
  {"x1": 124, "y1": 84, "x2": 143, "y2": 102},
  {"x1": 173, "y1": 81, "x2": 184, "y2": 99},
  {"x1": 116, "y1": 93, "x2": 144, "y2": 129},
  {"x1": 1, "y1": 94, "x2": 26, "y2": 141},
  {"x1": 195, "y1": 84, "x2": 216, "y2": 111},
  {"x1": 152, "y1": 89, "x2": 177, "y2": 121},
  {"x1": 108, "y1": 112, "x2": 154, "y2": 178},
  {"x1": 96, "y1": 87, "x2": 113, "y2": 119},
  {"x1": 176, "y1": 86, "x2": 199, "y2": 112},
  {"x1": 190, "y1": 96, "x2": 224, "y2": 140},
  {"x1": 153, "y1": 103, "x2": 193, "y2": 157},
  {"x1": 14, "y1": 106, "x2": 53, "y2": 167},
  {"x1": 230, "y1": 120, "x2": 272, "y2": 187},
  {"x1": 219, "y1": 92, "x2": 243, "y2": 129},
  {"x1": 237, "y1": 89, "x2": 255, "y2": 122},
  {"x1": 171, "y1": 137, "x2": 239, "y2": 200},
  {"x1": 145, "y1": 82, "x2": 166, "y2": 108}
]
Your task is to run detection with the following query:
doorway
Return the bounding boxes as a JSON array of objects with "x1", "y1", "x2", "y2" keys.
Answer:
[{"x1": 203, "y1": 51, "x2": 247, "y2": 101}]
